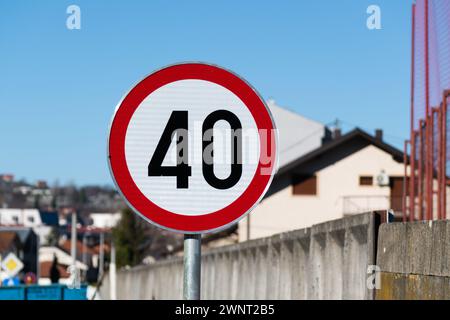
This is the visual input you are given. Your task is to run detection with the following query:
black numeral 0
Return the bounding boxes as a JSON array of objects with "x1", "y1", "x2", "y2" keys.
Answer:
[
  {"x1": 202, "y1": 110, "x2": 242, "y2": 189},
  {"x1": 148, "y1": 110, "x2": 242, "y2": 189}
]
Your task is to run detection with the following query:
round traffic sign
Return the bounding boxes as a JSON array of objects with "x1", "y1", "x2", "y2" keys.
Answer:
[{"x1": 108, "y1": 63, "x2": 277, "y2": 233}]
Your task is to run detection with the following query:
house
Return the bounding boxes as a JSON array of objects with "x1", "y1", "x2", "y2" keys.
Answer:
[
  {"x1": 0, "y1": 231, "x2": 22, "y2": 257},
  {"x1": 0, "y1": 174, "x2": 14, "y2": 183},
  {"x1": 59, "y1": 238, "x2": 96, "y2": 265},
  {"x1": 0, "y1": 209, "x2": 59, "y2": 244},
  {"x1": 0, "y1": 209, "x2": 42, "y2": 226},
  {"x1": 88, "y1": 213, "x2": 121, "y2": 229},
  {"x1": 266, "y1": 99, "x2": 330, "y2": 168},
  {"x1": 0, "y1": 232, "x2": 22, "y2": 283},
  {"x1": 0, "y1": 227, "x2": 38, "y2": 280},
  {"x1": 38, "y1": 246, "x2": 87, "y2": 285},
  {"x1": 238, "y1": 127, "x2": 405, "y2": 241}
]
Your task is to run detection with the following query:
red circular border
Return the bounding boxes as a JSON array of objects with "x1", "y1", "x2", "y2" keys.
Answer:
[{"x1": 108, "y1": 63, "x2": 277, "y2": 233}]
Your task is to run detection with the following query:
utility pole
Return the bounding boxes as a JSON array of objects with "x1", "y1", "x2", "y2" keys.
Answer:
[
  {"x1": 98, "y1": 232, "x2": 105, "y2": 282},
  {"x1": 110, "y1": 240, "x2": 117, "y2": 300},
  {"x1": 82, "y1": 232, "x2": 88, "y2": 280},
  {"x1": 71, "y1": 211, "x2": 77, "y2": 266}
]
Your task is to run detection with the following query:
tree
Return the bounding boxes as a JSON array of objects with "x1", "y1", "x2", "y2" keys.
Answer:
[{"x1": 112, "y1": 207, "x2": 147, "y2": 268}]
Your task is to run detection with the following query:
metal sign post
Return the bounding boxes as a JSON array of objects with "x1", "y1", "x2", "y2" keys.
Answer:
[{"x1": 183, "y1": 234, "x2": 201, "y2": 300}]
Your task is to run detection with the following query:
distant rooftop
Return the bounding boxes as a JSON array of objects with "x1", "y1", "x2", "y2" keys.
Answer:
[{"x1": 266, "y1": 100, "x2": 329, "y2": 169}]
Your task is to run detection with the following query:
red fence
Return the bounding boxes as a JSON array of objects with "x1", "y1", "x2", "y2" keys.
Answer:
[{"x1": 405, "y1": 0, "x2": 450, "y2": 221}]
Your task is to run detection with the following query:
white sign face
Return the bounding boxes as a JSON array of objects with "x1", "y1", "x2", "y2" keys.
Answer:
[
  {"x1": 125, "y1": 79, "x2": 260, "y2": 215},
  {"x1": 108, "y1": 63, "x2": 278, "y2": 233},
  {"x1": 1, "y1": 252, "x2": 24, "y2": 277}
]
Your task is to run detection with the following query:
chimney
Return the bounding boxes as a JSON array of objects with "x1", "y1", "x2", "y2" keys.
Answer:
[
  {"x1": 375, "y1": 129, "x2": 383, "y2": 141},
  {"x1": 36, "y1": 180, "x2": 48, "y2": 189},
  {"x1": 333, "y1": 128, "x2": 341, "y2": 139}
]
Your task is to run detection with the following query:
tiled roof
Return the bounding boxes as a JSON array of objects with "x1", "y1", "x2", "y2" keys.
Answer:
[
  {"x1": 39, "y1": 261, "x2": 70, "y2": 279},
  {"x1": 0, "y1": 231, "x2": 19, "y2": 252},
  {"x1": 60, "y1": 239, "x2": 95, "y2": 256}
]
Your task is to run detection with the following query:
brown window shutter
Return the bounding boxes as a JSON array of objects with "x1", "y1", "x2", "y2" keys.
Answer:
[
  {"x1": 293, "y1": 175, "x2": 317, "y2": 195},
  {"x1": 359, "y1": 176, "x2": 373, "y2": 186}
]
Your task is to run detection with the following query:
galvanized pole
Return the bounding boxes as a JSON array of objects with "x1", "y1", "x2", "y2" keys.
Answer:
[
  {"x1": 82, "y1": 233, "x2": 88, "y2": 280},
  {"x1": 98, "y1": 232, "x2": 105, "y2": 281},
  {"x1": 183, "y1": 234, "x2": 201, "y2": 300},
  {"x1": 71, "y1": 211, "x2": 77, "y2": 266},
  {"x1": 110, "y1": 240, "x2": 117, "y2": 300}
]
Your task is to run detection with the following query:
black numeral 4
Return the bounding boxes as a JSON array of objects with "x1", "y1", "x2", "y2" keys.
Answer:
[
  {"x1": 148, "y1": 110, "x2": 242, "y2": 189},
  {"x1": 148, "y1": 111, "x2": 192, "y2": 188}
]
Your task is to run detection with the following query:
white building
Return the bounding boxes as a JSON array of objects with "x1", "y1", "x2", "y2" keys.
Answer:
[
  {"x1": 267, "y1": 99, "x2": 329, "y2": 168},
  {"x1": 0, "y1": 209, "x2": 58, "y2": 244},
  {"x1": 89, "y1": 213, "x2": 121, "y2": 229},
  {"x1": 0, "y1": 208, "x2": 42, "y2": 226}
]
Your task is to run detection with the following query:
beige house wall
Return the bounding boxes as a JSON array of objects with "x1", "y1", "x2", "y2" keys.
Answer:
[{"x1": 238, "y1": 144, "x2": 406, "y2": 241}]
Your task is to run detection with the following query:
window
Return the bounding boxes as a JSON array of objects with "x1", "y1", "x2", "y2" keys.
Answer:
[
  {"x1": 12, "y1": 216, "x2": 19, "y2": 224},
  {"x1": 359, "y1": 176, "x2": 373, "y2": 186},
  {"x1": 28, "y1": 216, "x2": 34, "y2": 223},
  {"x1": 293, "y1": 175, "x2": 317, "y2": 195}
]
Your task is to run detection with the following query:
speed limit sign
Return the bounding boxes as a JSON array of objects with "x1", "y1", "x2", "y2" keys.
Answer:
[{"x1": 108, "y1": 63, "x2": 277, "y2": 234}]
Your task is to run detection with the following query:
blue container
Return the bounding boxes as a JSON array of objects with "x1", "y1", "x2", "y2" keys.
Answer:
[
  {"x1": 26, "y1": 285, "x2": 62, "y2": 300},
  {"x1": 0, "y1": 284, "x2": 88, "y2": 300},
  {"x1": 63, "y1": 286, "x2": 87, "y2": 300},
  {"x1": 0, "y1": 286, "x2": 26, "y2": 300}
]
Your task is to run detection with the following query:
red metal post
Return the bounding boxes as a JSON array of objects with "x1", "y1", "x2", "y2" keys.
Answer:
[
  {"x1": 419, "y1": 120, "x2": 425, "y2": 220},
  {"x1": 428, "y1": 108, "x2": 441, "y2": 220},
  {"x1": 443, "y1": 91, "x2": 450, "y2": 220},
  {"x1": 403, "y1": 140, "x2": 410, "y2": 222},
  {"x1": 410, "y1": 132, "x2": 417, "y2": 221},
  {"x1": 409, "y1": 3, "x2": 416, "y2": 222},
  {"x1": 424, "y1": 0, "x2": 431, "y2": 220},
  {"x1": 427, "y1": 114, "x2": 433, "y2": 220},
  {"x1": 425, "y1": 0, "x2": 430, "y2": 118},
  {"x1": 432, "y1": 108, "x2": 440, "y2": 220},
  {"x1": 437, "y1": 107, "x2": 443, "y2": 220}
]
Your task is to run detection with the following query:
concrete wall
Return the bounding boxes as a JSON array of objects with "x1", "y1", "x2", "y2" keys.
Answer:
[
  {"x1": 100, "y1": 212, "x2": 377, "y2": 300},
  {"x1": 376, "y1": 220, "x2": 450, "y2": 299},
  {"x1": 239, "y1": 145, "x2": 405, "y2": 241}
]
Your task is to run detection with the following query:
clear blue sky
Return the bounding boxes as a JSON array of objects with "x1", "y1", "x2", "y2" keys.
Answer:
[{"x1": 0, "y1": 0, "x2": 413, "y2": 186}]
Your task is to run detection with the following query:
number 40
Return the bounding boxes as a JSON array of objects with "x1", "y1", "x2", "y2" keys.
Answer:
[{"x1": 148, "y1": 110, "x2": 243, "y2": 190}]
